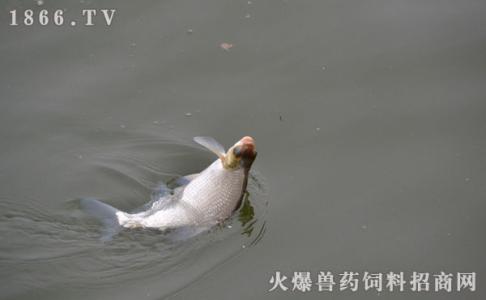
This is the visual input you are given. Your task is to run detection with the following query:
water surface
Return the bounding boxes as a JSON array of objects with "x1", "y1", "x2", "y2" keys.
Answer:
[{"x1": 1, "y1": 0, "x2": 485, "y2": 299}]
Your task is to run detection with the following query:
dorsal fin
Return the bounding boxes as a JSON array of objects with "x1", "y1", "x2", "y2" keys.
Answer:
[
  {"x1": 175, "y1": 173, "x2": 200, "y2": 187},
  {"x1": 193, "y1": 136, "x2": 226, "y2": 160}
]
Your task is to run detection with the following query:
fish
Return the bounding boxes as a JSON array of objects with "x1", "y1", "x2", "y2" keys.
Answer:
[{"x1": 80, "y1": 136, "x2": 257, "y2": 239}]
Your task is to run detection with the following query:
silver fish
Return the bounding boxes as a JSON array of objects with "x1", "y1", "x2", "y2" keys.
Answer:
[{"x1": 81, "y1": 136, "x2": 257, "y2": 238}]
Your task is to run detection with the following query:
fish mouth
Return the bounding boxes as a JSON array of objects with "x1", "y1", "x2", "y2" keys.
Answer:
[{"x1": 234, "y1": 136, "x2": 257, "y2": 168}]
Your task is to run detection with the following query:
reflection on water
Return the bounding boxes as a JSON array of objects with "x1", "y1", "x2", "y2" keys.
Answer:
[
  {"x1": 238, "y1": 191, "x2": 267, "y2": 246},
  {"x1": 238, "y1": 192, "x2": 255, "y2": 236},
  {"x1": 0, "y1": 136, "x2": 267, "y2": 299}
]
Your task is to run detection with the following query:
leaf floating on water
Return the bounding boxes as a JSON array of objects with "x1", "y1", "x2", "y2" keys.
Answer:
[{"x1": 220, "y1": 42, "x2": 234, "y2": 51}]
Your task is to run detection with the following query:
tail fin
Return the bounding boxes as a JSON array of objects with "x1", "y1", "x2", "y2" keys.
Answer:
[{"x1": 80, "y1": 198, "x2": 123, "y2": 241}]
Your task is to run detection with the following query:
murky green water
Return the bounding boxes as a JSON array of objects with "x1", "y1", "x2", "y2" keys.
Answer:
[{"x1": 1, "y1": 0, "x2": 485, "y2": 299}]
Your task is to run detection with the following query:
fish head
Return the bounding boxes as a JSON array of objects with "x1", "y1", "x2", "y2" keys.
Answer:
[
  {"x1": 193, "y1": 136, "x2": 257, "y2": 171},
  {"x1": 224, "y1": 136, "x2": 257, "y2": 170}
]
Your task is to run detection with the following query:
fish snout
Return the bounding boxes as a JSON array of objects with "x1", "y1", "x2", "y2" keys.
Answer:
[{"x1": 234, "y1": 136, "x2": 257, "y2": 168}]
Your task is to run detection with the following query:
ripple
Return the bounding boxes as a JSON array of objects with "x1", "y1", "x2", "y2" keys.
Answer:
[{"x1": 0, "y1": 135, "x2": 267, "y2": 299}]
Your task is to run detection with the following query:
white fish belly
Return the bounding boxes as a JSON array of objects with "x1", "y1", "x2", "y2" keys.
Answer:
[
  {"x1": 139, "y1": 206, "x2": 192, "y2": 228},
  {"x1": 120, "y1": 160, "x2": 246, "y2": 229}
]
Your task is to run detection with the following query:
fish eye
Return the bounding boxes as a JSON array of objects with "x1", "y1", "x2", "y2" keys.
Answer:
[{"x1": 233, "y1": 145, "x2": 242, "y2": 157}]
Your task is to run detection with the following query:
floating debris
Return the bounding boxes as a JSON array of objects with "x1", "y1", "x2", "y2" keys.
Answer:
[
  {"x1": 153, "y1": 120, "x2": 159, "y2": 125},
  {"x1": 220, "y1": 42, "x2": 234, "y2": 51},
  {"x1": 186, "y1": 28, "x2": 193, "y2": 34},
  {"x1": 316, "y1": 127, "x2": 321, "y2": 131},
  {"x1": 245, "y1": 13, "x2": 251, "y2": 19},
  {"x1": 248, "y1": 1, "x2": 252, "y2": 4},
  {"x1": 185, "y1": 112, "x2": 192, "y2": 117},
  {"x1": 36, "y1": 0, "x2": 44, "y2": 6},
  {"x1": 465, "y1": 177, "x2": 471, "y2": 182},
  {"x1": 120, "y1": 124, "x2": 126, "y2": 129},
  {"x1": 321, "y1": 66, "x2": 327, "y2": 71}
]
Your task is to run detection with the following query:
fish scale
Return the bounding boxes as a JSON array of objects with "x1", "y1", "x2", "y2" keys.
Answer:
[
  {"x1": 80, "y1": 136, "x2": 256, "y2": 238},
  {"x1": 132, "y1": 160, "x2": 245, "y2": 229}
]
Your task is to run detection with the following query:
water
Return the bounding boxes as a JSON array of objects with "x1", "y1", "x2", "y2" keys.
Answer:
[{"x1": 1, "y1": 0, "x2": 485, "y2": 299}]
